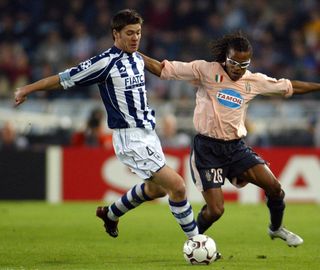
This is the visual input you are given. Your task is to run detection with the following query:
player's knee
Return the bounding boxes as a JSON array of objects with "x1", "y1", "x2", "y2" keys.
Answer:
[
  {"x1": 207, "y1": 204, "x2": 224, "y2": 221},
  {"x1": 266, "y1": 188, "x2": 285, "y2": 201},
  {"x1": 214, "y1": 205, "x2": 225, "y2": 219},
  {"x1": 171, "y1": 177, "x2": 187, "y2": 200},
  {"x1": 265, "y1": 179, "x2": 282, "y2": 198}
]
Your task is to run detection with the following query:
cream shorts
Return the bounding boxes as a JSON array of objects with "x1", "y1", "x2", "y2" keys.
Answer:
[{"x1": 113, "y1": 128, "x2": 166, "y2": 179}]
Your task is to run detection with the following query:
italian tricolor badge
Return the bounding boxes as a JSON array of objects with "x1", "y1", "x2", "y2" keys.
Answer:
[{"x1": 215, "y1": 74, "x2": 223, "y2": 82}]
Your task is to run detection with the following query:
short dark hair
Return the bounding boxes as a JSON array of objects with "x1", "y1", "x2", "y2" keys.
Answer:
[
  {"x1": 111, "y1": 9, "x2": 143, "y2": 35},
  {"x1": 210, "y1": 31, "x2": 252, "y2": 63}
]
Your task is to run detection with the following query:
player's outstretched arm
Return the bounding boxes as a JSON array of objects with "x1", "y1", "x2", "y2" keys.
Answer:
[
  {"x1": 14, "y1": 75, "x2": 61, "y2": 107},
  {"x1": 291, "y1": 80, "x2": 320, "y2": 95},
  {"x1": 139, "y1": 52, "x2": 163, "y2": 77}
]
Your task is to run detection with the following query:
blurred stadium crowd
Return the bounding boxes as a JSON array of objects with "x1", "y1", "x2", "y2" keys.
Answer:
[{"x1": 0, "y1": 0, "x2": 320, "y2": 149}]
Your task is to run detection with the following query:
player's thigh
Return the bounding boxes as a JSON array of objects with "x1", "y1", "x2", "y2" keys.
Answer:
[
  {"x1": 240, "y1": 163, "x2": 281, "y2": 196},
  {"x1": 151, "y1": 165, "x2": 185, "y2": 193},
  {"x1": 202, "y1": 187, "x2": 224, "y2": 215},
  {"x1": 113, "y1": 128, "x2": 166, "y2": 179}
]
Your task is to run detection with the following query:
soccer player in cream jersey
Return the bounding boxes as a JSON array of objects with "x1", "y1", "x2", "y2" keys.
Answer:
[
  {"x1": 14, "y1": 9, "x2": 199, "y2": 239},
  {"x1": 141, "y1": 32, "x2": 320, "y2": 247}
]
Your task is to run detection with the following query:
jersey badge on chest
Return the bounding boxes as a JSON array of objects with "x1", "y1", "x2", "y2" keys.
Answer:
[{"x1": 216, "y1": 89, "x2": 243, "y2": 109}]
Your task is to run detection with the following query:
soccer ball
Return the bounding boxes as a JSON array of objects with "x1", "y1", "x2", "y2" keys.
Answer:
[{"x1": 183, "y1": 234, "x2": 217, "y2": 265}]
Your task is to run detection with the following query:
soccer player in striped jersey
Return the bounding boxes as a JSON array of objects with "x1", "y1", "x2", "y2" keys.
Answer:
[
  {"x1": 141, "y1": 32, "x2": 320, "y2": 248},
  {"x1": 14, "y1": 9, "x2": 198, "y2": 239}
]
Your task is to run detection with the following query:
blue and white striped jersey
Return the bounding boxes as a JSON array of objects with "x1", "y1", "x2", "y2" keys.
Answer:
[{"x1": 59, "y1": 46, "x2": 155, "y2": 130}]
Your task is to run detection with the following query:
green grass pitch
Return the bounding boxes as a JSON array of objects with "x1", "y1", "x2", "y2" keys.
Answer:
[{"x1": 0, "y1": 201, "x2": 319, "y2": 270}]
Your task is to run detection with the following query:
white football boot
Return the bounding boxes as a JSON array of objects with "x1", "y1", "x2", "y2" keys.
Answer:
[{"x1": 268, "y1": 226, "x2": 303, "y2": 247}]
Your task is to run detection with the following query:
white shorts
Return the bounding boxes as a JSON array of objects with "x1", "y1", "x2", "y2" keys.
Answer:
[{"x1": 112, "y1": 128, "x2": 166, "y2": 179}]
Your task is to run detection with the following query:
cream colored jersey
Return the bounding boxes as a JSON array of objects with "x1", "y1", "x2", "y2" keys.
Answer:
[{"x1": 161, "y1": 60, "x2": 293, "y2": 140}]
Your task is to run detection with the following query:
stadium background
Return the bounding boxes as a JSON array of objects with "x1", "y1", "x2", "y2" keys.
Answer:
[{"x1": 0, "y1": 0, "x2": 320, "y2": 202}]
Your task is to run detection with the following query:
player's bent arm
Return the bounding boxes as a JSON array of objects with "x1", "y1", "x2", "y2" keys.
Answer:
[
  {"x1": 291, "y1": 80, "x2": 320, "y2": 95},
  {"x1": 14, "y1": 75, "x2": 61, "y2": 107},
  {"x1": 139, "y1": 52, "x2": 163, "y2": 77}
]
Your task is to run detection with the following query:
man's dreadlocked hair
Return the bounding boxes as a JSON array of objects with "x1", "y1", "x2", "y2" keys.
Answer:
[{"x1": 210, "y1": 31, "x2": 252, "y2": 63}]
